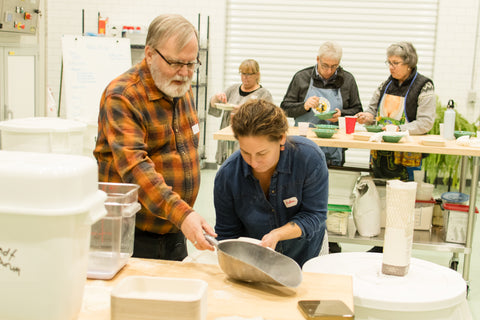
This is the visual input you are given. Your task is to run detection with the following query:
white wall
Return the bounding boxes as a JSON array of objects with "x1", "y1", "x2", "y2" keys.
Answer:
[{"x1": 43, "y1": 0, "x2": 480, "y2": 164}]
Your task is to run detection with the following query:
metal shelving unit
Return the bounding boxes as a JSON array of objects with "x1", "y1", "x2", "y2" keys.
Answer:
[
  {"x1": 329, "y1": 226, "x2": 466, "y2": 253},
  {"x1": 192, "y1": 14, "x2": 209, "y2": 165}
]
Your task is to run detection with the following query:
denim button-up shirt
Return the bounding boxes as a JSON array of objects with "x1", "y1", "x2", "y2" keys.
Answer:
[{"x1": 213, "y1": 136, "x2": 328, "y2": 266}]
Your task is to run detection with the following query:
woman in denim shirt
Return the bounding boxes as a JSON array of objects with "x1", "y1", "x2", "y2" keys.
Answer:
[{"x1": 213, "y1": 99, "x2": 328, "y2": 267}]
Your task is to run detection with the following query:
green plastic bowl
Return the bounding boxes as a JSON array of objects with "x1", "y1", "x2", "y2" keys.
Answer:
[
  {"x1": 365, "y1": 125, "x2": 384, "y2": 133},
  {"x1": 315, "y1": 124, "x2": 338, "y2": 130},
  {"x1": 454, "y1": 131, "x2": 475, "y2": 139},
  {"x1": 382, "y1": 135, "x2": 402, "y2": 143},
  {"x1": 314, "y1": 110, "x2": 336, "y2": 120},
  {"x1": 312, "y1": 128, "x2": 335, "y2": 138}
]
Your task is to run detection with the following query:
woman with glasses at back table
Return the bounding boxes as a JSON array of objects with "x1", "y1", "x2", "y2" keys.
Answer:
[
  {"x1": 208, "y1": 59, "x2": 273, "y2": 165},
  {"x1": 356, "y1": 41, "x2": 435, "y2": 181},
  {"x1": 356, "y1": 42, "x2": 435, "y2": 253}
]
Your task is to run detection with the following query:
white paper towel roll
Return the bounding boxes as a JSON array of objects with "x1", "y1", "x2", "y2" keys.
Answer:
[{"x1": 382, "y1": 180, "x2": 417, "y2": 276}]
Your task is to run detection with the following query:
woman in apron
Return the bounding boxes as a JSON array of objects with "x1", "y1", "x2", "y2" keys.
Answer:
[
  {"x1": 357, "y1": 42, "x2": 435, "y2": 181},
  {"x1": 281, "y1": 41, "x2": 363, "y2": 166},
  {"x1": 209, "y1": 59, "x2": 273, "y2": 165}
]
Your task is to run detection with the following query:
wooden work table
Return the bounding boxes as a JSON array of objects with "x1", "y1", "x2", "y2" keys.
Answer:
[
  {"x1": 213, "y1": 125, "x2": 480, "y2": 157},
  {"x1": 79, "y1": 258, "x2": 354, "y2": 320}
]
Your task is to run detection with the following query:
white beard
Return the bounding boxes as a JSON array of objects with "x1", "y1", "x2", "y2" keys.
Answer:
[{"x1": 149, "y1": 62, "x2": 192, "y2": 98}]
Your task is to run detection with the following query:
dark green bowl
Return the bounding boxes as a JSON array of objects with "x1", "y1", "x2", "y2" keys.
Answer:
[
  {"x1": 312, "y1": 128, "x2": 335, "y2": 138},
  {"x1": 454, "y1": 131, "x2": 475, "y2": 139},
  {"x1": 314, "y1": 110, "x2": 336, "y2": 120},
  {"x1": 382, "y1": 135, "x2": 402, "y2": 143},
  {"x1": 315, "y1": 124, "x2": 338, "y2": 130},
  {"x1": 365, "y1": 125, "x2": 384, "y2": 133}
]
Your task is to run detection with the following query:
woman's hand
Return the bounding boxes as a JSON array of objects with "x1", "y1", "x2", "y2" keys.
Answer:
[
  {"x1": 356, "y1": 112, "x2": 374, "y2": 124},
  {"x1": 260, "y1": 231, "x2": 280, "y2": 250},
  {"x1": 214, "y1": 92, "x2": 227, "y2": 104}
]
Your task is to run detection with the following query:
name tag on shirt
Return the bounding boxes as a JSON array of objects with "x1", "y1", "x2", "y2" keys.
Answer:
[
  {"x1": 283, "y1": 197, "x2": 298, "y2": 208},
  {"x1": 192, "y1": 123, "x2": 200, "y2": 135}
]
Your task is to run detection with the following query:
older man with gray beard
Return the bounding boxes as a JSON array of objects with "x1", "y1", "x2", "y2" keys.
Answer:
[{"x1": 94, "y1": 14, "x2": 216, "y2": 261}]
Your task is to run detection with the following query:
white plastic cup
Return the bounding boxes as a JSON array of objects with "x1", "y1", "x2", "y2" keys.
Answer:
[
  {"x1": 413, "y1": 170, "x2": 425, "y2": 183},
  {"x1": 338, "y1": 117, "x2": 346, "y2": 134},
  {"x1": 385, "y1": 124, "x2": 398, "y2": 132},
  {"x1": 298, "y1": 122, "x2": 310, "y2": 136},
  {"x1": 287, "y1": 117, "x2": 295, "y2": 127}
]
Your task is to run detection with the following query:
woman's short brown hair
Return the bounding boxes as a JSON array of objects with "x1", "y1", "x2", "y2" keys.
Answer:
[{"x1": 231, "y1": 99, "x2": 288, "y2": 142}]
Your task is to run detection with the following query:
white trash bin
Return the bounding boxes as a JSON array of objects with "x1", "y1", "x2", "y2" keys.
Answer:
[
  {"x1": 0, "y1": 117, "x2": 86, "y2": 155},
  {"x1": 0, "y1": 150, "x2": 106, "y2": 320}
]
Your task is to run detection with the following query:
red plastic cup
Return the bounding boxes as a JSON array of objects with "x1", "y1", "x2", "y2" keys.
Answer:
[{"x1": 345, "y1": 116, "x2": 357, "y2": 134}]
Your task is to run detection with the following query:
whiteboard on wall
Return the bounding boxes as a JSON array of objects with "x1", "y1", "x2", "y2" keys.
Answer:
[{"x1": 61, "y1": 35, "x2": 132, "y2": 123}]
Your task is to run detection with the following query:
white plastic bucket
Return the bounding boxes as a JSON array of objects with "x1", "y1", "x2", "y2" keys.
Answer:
[
  {"x1": 0, "y1": 150, "x2": 106, "y2": 320},
  {"x1": 0, "y1": 117, "x2": 87, "y2": 155},
  {"x1": 83, "y1": 120, "x2": 98, "y2": 158}
]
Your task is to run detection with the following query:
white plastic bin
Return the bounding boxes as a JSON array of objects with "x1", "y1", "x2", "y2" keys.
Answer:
[
  {"x1": 83, "y1": 120, "x2": 98, "y2": 158},
  {"x1": 88, "y1": 182, "x2": 141, "y2": 280},
  {"x1": 0, "y1": 117, "x2": 86, "y2": 155},
  {"x1": 326, "y1": 204, "x2": 351, "y2": 235},
  {"x1": 0, "y1": 150, "x2": 107, "y2": 320},
  {"x1": 414, "y1": 199, "x2": 435, "y2": 230}
]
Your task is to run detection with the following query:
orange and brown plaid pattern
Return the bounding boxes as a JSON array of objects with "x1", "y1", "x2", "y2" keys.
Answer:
[{"x1": 94, "y1": 59, "x2": 200, "y2": 234}]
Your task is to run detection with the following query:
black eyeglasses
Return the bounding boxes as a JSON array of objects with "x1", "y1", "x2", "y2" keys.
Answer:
[
  {"x1": 154, "y1": 48, "x2": 201, "y2": 71},
  {"x1": 385, "y1": 60, "x2": 404, "y2": 68}
]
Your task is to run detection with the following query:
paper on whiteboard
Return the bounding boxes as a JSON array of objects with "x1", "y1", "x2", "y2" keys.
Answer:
[{"x1": 61, "y1": 35, "x2": 132, "y2": 123}]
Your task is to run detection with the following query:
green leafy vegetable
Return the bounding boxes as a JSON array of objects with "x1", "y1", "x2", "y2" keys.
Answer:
[{"x1": 423, "y1": 97, "x2": 477, "y2": 187}]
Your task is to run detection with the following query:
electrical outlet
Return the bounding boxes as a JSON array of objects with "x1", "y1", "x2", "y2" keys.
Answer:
[{"x1": 467, "y1": 90, "x2": 476, "y2": 103}]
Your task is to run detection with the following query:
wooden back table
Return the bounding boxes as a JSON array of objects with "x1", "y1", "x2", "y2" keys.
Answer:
[
  {"x1": 79, "y1": 258, "x2": 354, "y2": 320},
  {"x1": 214, "y1": 125, "x2": 480, "y2": 284},
  {"x1": 213, "y1": 126, "x2": 480, "y2": 156}
]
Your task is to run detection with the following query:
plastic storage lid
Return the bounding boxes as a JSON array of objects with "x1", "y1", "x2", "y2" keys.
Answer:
[
  {"x1": 0, "y1": 117, "x2": 87, "y2": 133},
  {"x1": 0, "y1": 150, "x2": 103, "y2": 215},
  {"x1": 441, "y1": 192, "x2": 469, "y2": 204},
  {"x1": 327, "y1": 204, "x2": 352, "y2": 212}
]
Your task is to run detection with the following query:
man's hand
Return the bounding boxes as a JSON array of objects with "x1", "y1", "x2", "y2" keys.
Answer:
[
  {"x1": 181, "y1": 211, "x2": 217, "y2": 251},
  {"x1": 304, "y1": 96, "x2": 320, "y2": 111},
  {"x1": 328, "y1": 108, "x2": 341, "y2": 122}
]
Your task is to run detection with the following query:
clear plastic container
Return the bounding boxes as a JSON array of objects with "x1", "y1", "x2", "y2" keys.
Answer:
[
  {"x1": 87, "y1": 182, "x2": 141, "y2": 279},
  {"x1": 442, "y1": 203, "x2": 479, "y2": 244}
]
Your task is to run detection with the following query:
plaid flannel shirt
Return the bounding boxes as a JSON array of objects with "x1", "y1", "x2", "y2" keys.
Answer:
[{"x1": 94, "y1": 59, "x2": 200, "y2": 234}]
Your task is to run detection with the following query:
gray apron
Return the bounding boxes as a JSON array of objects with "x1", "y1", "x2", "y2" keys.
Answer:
[{"x1": 296, "y1": 78, "x2": 343, "y2": 165}]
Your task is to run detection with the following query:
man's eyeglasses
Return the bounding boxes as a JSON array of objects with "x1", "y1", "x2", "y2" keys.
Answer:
[
  {"x1": 154, "y1": 48, "x2": 201, "y2": 71},
  {"x1": 319, "y1": 63, "x2": 339, "y2": 71},
  {"x1": 385, "y1": 60, "x2": 404, "y2": 68}
]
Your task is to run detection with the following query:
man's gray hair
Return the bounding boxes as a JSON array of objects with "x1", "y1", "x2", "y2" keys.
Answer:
[
  {"x1": 146, "y1": 14, "x2": 198, "y2": 51},
  {"x1": 318, "y1": 41, "x2": 343, "y2": 61}
]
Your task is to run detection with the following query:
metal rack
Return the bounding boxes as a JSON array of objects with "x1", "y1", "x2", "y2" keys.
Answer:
[{"x1": 192, "y1": 14, "x2": 209, "y2": 165}]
